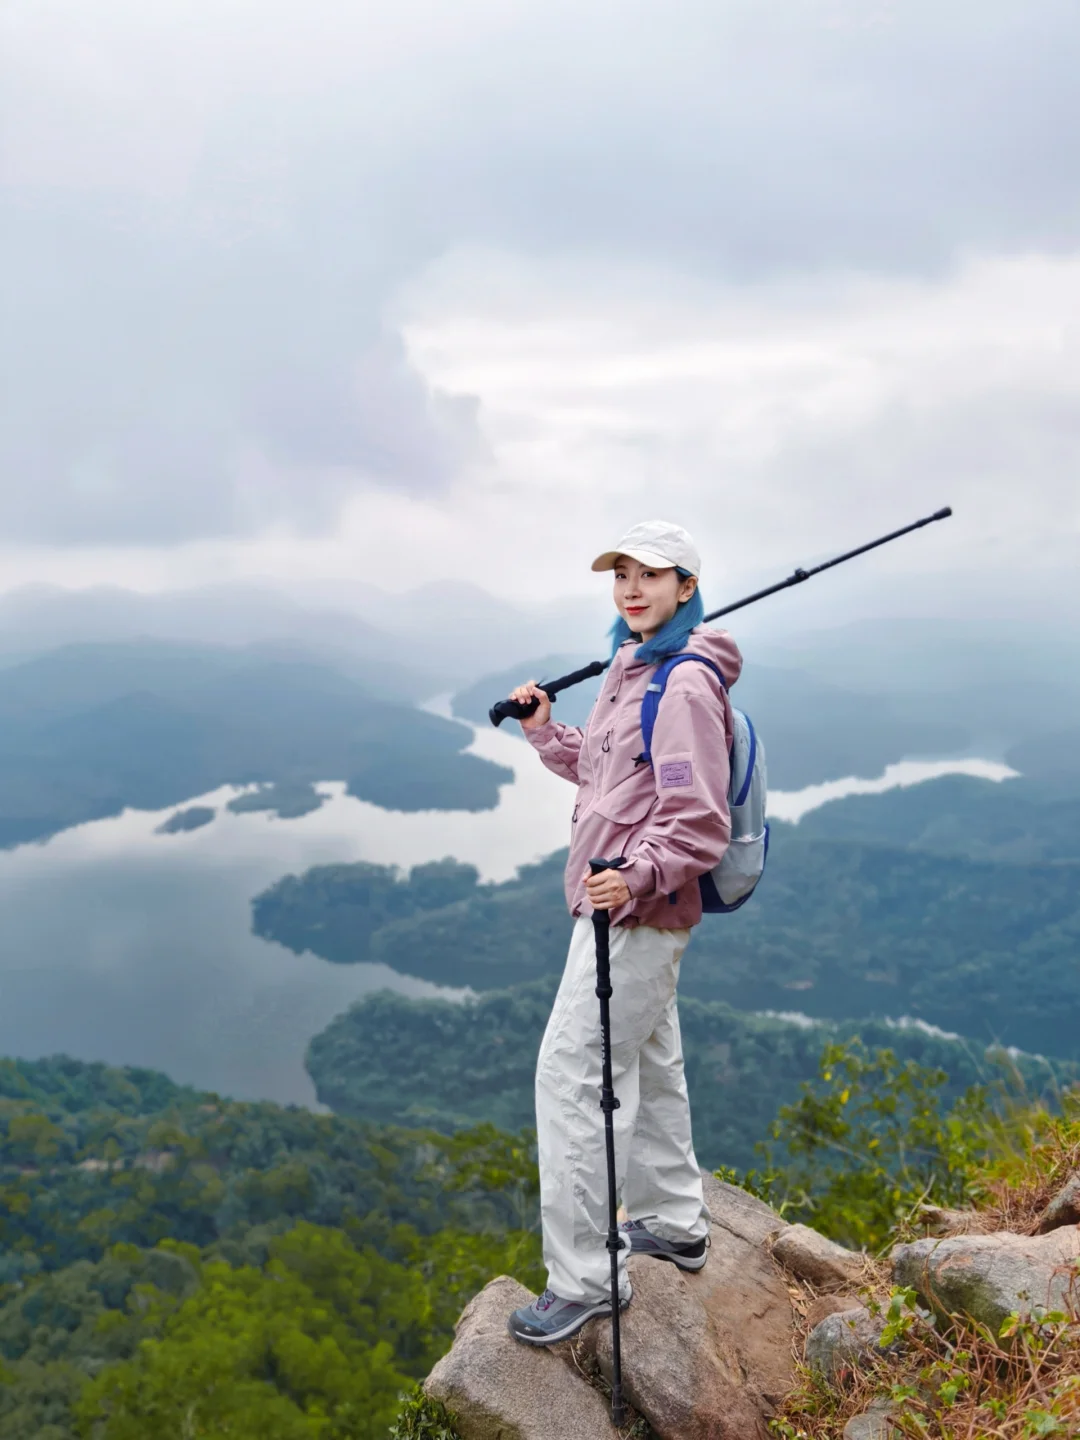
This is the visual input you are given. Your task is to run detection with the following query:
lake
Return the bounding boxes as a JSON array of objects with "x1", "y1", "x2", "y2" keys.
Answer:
[{"x1": 0, "y1": 707, "x2": 1016, "y2": 1105}]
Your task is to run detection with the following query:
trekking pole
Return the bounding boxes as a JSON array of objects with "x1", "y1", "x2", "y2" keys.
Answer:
[
  {"x1": 588, "y1": 856, "x2": 629, "y2": 1430},
  {"x1": 488, "y1": 505, "x2": 953, "y2": 725}
]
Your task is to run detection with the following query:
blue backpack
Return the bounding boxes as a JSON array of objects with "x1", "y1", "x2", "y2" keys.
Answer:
[{"x1": 640, "y1": 653, "x2": 769, "y2": 913}]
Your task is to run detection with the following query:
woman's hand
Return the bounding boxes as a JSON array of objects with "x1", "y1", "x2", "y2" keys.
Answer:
[
  {"x1": 584, "y1": 869, "x2": 632, "y2": 911},
  {"x1": 508, "y1": 680, "x2": 552, "y2": 731}
]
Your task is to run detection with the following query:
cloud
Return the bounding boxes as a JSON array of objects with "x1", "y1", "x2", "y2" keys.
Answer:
[
  {"x1": 392, "y1": 247, "x2": 1080, "y2": 615},
  {"x1": 6, "y1": 0, "x2": 1078, "y2": 266},
  {"x1": 0, "y1": 187, "x2": 482, "y2": 544},
  {"x1": 5, "y1": 244, "x2": 1075, "y2": 639},
  {"x1": 1, "y1": 0, "x2": 1079, "y2": 550}
]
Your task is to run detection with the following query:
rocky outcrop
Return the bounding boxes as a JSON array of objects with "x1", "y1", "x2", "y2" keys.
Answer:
[
  {"x1": 772, "y1": 1223, "x2": 868, "y2": 1288},
  {"x1": 804, "y1": 1306, "x2": 886, "y2": 1382},
  {"x1": 892, "y1": 1227, "x2": 1080, "y2": 1334},
  {"x1": 1035, "y1": 1173, "x2": 1080, "y2": 1234},
  {"x1": 424, "y1": 1173, "x2": 1080, "y2": 1439},
  {"x1": 424, "y1": 1276, "x2": 619, "y2": 1440},
  {"x1": 584, "y1": 1174, "x2": 794, "y2": 1440},
  {"x1": 425, "y1": 1175, "x2": 793, "y2": 1440}
]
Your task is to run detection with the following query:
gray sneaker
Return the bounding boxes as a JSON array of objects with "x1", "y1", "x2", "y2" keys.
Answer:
[
  {"x1": 620, "y1": 1218, "x2": 709, "y2": 1271},
  {"x1": 507, "y1": 1286, "x2": 632, "y2": 1346}
]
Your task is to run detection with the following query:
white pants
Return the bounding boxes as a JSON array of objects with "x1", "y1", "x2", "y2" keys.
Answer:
[{"x1": 535, "y1": 916, "x2": 710, "y2": 1303}]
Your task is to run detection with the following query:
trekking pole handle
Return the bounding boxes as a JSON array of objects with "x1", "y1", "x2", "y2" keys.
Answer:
[
  {"x1": 488, "y1": 659, "x2": 610, "y2": 727},
  {"x1": 588, "y1": 857, "x2": 627, "y2": 941}
]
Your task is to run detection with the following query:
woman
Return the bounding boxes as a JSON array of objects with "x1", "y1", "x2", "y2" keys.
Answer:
[{"x1": 507, "y1": 519, "x2": 742, "y2": 1345}]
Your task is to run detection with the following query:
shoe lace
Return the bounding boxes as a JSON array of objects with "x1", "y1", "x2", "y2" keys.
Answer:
[{"x1": 535, "y1": 1289, "x2": 557, "y2": 1312}]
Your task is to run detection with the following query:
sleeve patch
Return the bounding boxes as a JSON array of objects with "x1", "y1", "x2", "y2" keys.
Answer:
[{"x1": 660, "y1": 760, "x2": 693, "y2": 788}]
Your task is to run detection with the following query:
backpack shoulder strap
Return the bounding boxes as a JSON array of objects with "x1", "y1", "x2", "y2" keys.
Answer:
[
  {"x1": 732, "y1": 709, "x2": 758, "y2": 806},
  {"x1": 640, "y1": 653, "x2": 727, "y2": 765}
]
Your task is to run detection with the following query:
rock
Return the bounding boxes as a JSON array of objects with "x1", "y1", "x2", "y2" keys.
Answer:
[
  {"x1": 892, "y1": 1228, "x2": 1080, "y2": 1335},
  {"x1": 773, "y1": 1223, "x2": 868, "y2": 1288},
  {"x1": 702, "y1": 1171, "x2": 788, "y2": 1247},
  {"x1": 586, "y1": 1176, "x2": 794, "y2": 1440},
  {"x1": 589, "y1": 1258, "x2": 770, "y2": 1440},
  {"x1": 843, "y1": 1398, "x2": 895, "y2": 1440},
  {"x1": 805, "y1": 1306, "x2": 885, "y2": 1382},
  {"x1": 917, "y1": 1204, "x2": 994, "y2": 1237},
  {"x1": 1036, "y1": 1173, "x2": 1080, "y2": 1234},
  {"x1": 424, "y1": 1275, "x2": 618, "y2": 1440},
  {"x1": 805, "y1": 1294, "x2": 864, "y2": 1330}
]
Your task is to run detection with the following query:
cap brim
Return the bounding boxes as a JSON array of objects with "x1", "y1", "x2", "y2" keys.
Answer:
[{"x1": 591, "y1": 546, "x2": 684, "y2": 573}]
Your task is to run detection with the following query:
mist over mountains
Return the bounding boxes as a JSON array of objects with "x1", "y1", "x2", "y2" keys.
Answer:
[
  {"x1": 0, "y1": 580, "x2": 602, "y2": 695},
  {"x1": 452, "y1": 615, "x2": 1080, "y2": 788},
  {"x1": 2, "y1": 576, "x2": 1078, "y2": 850}
]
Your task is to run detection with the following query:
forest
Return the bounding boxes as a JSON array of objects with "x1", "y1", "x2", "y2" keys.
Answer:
[
  {"x1": 0, "y1": 1054, "x2": 541, "y2": 1439},
  {"x1": 303, "y1": 977, "x2": 1077, "y2": 1170},
  {"x1": 4, "y1": 1036, "x2": 1074, "y2": 1439}
]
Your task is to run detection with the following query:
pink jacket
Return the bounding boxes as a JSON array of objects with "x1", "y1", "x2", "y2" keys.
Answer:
[{"x1": 525, "y1": 626, "x2": 742, "y2": 930}]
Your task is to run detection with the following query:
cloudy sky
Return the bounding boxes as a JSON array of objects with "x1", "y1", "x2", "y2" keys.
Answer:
[{"x1": 2, "y1": 0, "x2": 1077, "y2": 622}]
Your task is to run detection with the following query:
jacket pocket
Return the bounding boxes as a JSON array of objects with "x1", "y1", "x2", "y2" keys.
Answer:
[{"x1": 590, "y1": 772, "x2": 657, "y2": 825}]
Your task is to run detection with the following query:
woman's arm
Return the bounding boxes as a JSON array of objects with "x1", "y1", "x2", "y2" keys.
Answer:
[
  {"x1": 524, "y1": 719, "x2": 585, "y2": 784},
  {"x1": 509, "y1": 680, "x2": 585, "y2": 784},
  {"x1": 618, "y1": 668, "x2": 731, "y2": 902}
]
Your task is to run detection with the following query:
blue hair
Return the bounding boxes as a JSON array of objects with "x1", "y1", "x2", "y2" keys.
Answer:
[{"x1": 608, "y1": 568, "x2": 704, "y2": 664}]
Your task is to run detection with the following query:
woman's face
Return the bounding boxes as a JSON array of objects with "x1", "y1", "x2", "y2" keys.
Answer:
[{"x1": 613, "y1": 557, "x2": 697, "y2": 641}]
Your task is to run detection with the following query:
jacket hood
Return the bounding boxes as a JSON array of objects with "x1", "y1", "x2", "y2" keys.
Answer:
[
  {"x1": 613, "y1": 625, "x2": 743, "y2": 688},
  {"x1": 683, "y1": 625, "x2": 743, "y2": 689}
]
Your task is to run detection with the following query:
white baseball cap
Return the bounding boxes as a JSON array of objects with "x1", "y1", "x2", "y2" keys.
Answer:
[{"x1": 591, "y1": 520, "x2": 702, "y2": 578}]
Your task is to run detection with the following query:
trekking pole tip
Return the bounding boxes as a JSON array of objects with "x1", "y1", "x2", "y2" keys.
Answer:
[{"x1": 933, "y1": 505, "x2": 953, "y2": 520}]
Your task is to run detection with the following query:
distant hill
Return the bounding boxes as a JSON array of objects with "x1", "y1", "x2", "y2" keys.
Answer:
[
  {"x1": 0, "y1": 641, "x2": 512, "y2": 847},
  {"x1": 751, "y1": 616, "x2": 1080, "y2": 746},
  {"x1": 0, "y1": 579, "x2": 603, "y2": 693},
  {"x1": 795, "y1": 772, "x2": 1080, "y2": 862},
  {"x1": 1007, "y1": 727, "x2": 1080, "y2": 783},
  {"x1": 252, "y1": 856, "x2": 484, "y2": 963},
  {"x1": 255, "y1": 782, "x2": 1080, "y2": 1059},
  {"x1": 305, "y1": 978, "x2": 1079, "y2": 1172}
]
